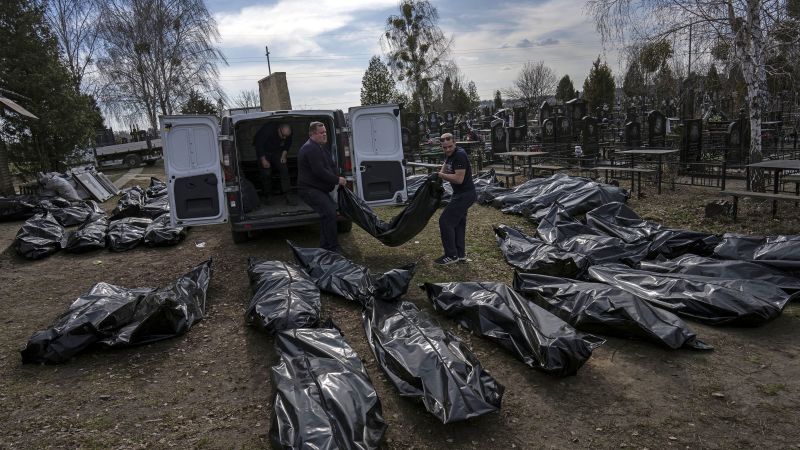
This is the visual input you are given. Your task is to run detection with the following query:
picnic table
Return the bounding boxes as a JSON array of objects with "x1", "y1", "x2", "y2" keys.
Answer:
[
  {"x1": 720, "y1": 159, "x2": 800, "y2": 220},
  {"x1": 493, "y1": 151, "x2": 548, "y2": 175},
  {"x1": 616, "y1": 148, "x2": 679, "y2": 194}
]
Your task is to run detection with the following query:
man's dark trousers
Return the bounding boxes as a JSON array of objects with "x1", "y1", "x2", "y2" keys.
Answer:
[
  {"x1": 439, "y1": 190, "x2": 476, "y2": 258},
  {"x1": 259, "y1": 153, "x2": 290, "y2": 197},
  {"x1": 299, "y1": 188, "x2": 340, "y2": 252}
]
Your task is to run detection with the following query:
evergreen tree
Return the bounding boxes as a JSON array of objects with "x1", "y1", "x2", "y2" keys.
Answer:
[
  {"x1": 360, "y1": 56, "x2": 401, "y2": 105},
  {"x1": 493, "y1": 90, "x2": 503, "y2": 110},
  {"x1": 467, "y1": 81, "x2": 481, "y2": 110},
  {"x1": 582, "y1": 57, "x2": 616, "y2": 111},
  {"x1": 181, "y1": 90, "x2": 218, "y2": 115},
  {"x1": 555, "y1": 75, "x2": 575, "y2": 102},
  {"x1": 622, "y1": 59, "x2": 646, "y2": 98},
  {"x1": 441, "y1": 76, "x2": 454, "y2": 111},
  {"x1": 0, "y1": 0, "x2": 102, "y2": 184}
]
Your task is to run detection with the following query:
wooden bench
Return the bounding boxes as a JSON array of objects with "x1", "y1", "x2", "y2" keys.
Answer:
[
  {"x1": 481, "y1": 169, "x2": 521, "y2": 187},
  {"x1": 592, "y1": 166, "x2": 655, "y2": 196},
  {"x1": 528, "y1": 164, "x2": 565, "y2": 177},
  {"x1": 720, "y1": 190, "x2": 800, "y2": 221},
  {"x1": 406, "y1": 162, "x2": 441, "y2": 174}
]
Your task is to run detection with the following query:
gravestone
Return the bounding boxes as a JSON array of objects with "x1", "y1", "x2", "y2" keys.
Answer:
[
  {"x1": 581, "y1": 116, "x2": 600, "y2": 156},
  {"x1": 444, "y1": 110, "x2": 455, "y2": 129},
  {"x1": 402, "y1": 112, "x2": 420, "y2": 154},
  {"x1": 625, "y1": 121, "x2": 642, "y2": 148},
  {"x1": 725, "y1": 120, "x2": 747, "y2": 163},
  {"x1": 509, "y1": 126, "x2": 527, "y2": 143},
  {"x1": 513, "y1": 107, "x2": 528, "y2": 127},
  {"x1": 541, "y1": 118, "x2": 556, "y2": 144},
  {"x1": 565, "y1": 99, "x2": 587, "y2": 138},
  {"x1": 491, "y1": 122, "x2": 508, "y2": 154},
  {"x1": 681, "y1": 119, "x2": 703, "y2": 162},
  {"x1": 539, "y1": 101, "x2": 553, "y2": 125},
  {"x1": 647, "y1": 110, "x2": 666, "y2": 147},
  {"x1": 556, "y1": 116, "x2": 570, "y2": 142},
  {"x1": 428, "y1": 112, "x2": 441, "y2": 136}
]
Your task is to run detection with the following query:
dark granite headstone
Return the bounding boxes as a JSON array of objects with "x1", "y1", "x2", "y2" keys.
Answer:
[
  {"x1": 625, "y1": 121, "x2": 642, "y2": 148},
  {"x1": 647, "y1": 110, "x2": 666, "y2": 147},
  {"x1": 681, "y1": 119, "x2": 703, "y2": 162},
  {"x1": 491, "y1": 122, "x2": 507, "y2": 153},
  {"x1": 581, "y1": 116, "x2": 599, "y2": 155},
  {"x1": 539, "y1": 101, "x2": 553, "y2": 125},
  {"x1": 542, "y1": 118, "x2": 556, "y2": 143}
]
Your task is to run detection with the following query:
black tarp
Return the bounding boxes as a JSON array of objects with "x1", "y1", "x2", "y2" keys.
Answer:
[
  {"x1": 639, "y1": 254, "x2": 800, "y2": 293},
  {"x1": 363, "y1": 298, "x2": 504, "y2": 423},
  {"x1": 537, "y1": 204, "x2": 650, "y2": 266},
  {"x1": 143, "y1": 214, "x2": 186, "y2": 246},
  {"x1": 271, "y1": 327, "x2": 387, "y2": 449},
  {"x1": 14, "y1": 212, "x2": 65, "y2": 259},
  {"x1": 338, "y1": 174, "x2": 442, "y2": 247},
  {"x1": 290, "y1": 241, "x2": 415, "y2": 307},
  {"x1": 145, "y1": 177, "x2": 167, "y2": 198},
  {"x1": 494, "y1": 224, "x2": 590, "y2": 278},
  {"x1": 110, "y1": 186, "x2": 146, "y2": 220},
  {"x1": 64, "y1": 213, "x2": 108, "y2": 253},
  {"x1": 492, "y1": 174, "x2": 628, "y2": 222},
  {"x1": 47, "y1": 201, "x2": 103, "y2": 227},
  {"x1": 587, "y1": 263, "x2": 795, "y2": 326},
  {"x1": 107, "y1": 217, "x2": 152, "y2": 252},
  {"x1": 585, "y1": 202, "x2": 721, "y2": 258},
  {"x1": 21, "y1": 259, "x2": 212, "y2": 364},
  {"x1": 713, "y1": 234, "x2": 800, "y2": 271},
  {"x1": 246, "y1": 258, "x2": 321, "y2": 333},
  {"x1": 422, "y1": 282, "x2": 604, "y2": 376},
  {"x1": 141, "y1": 195, "x2": 171, "y2": 219},
  {"x1": 512, "y1": 272, "x2": 712, "y2": 350},
  {"x1": 0, "y1": 195, "x2": 41, "y2": 222}
]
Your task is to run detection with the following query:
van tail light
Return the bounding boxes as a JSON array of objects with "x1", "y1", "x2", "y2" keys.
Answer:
[
  {"x1": 221, "y1": 140, "x2": 236, "y2": 182},
  {"x1": 343, "y1": 134, "x2": 353, "y2": 174}
]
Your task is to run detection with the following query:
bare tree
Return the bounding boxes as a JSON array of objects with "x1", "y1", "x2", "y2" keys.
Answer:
[
  {"x1": 504, "y1": 61, "x2": 557, "y2": 112},
  {"x1": 382, "y1": 0, "x2": 452, "y2": 115},
  {"x1": 587, "y1": 0, "x2": 800, "y2": 190},
  {"x1": 96, "y1": 0, "x2": 227, "y2": 131},
  {"x1": 44, "y1": 0, "x2": 101, "y2": 92},
  {"x1": 233, "y1": 89, "x2": 260, "y2": 108}
]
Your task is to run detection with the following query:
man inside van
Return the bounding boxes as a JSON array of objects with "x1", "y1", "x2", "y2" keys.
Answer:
[
  {"x1": 253, "y1": 122, "x2": 295, "y2": 205},
  {"x1": 297, "y1": 121, "x2": 346, "y2": 253},
  {"x1": 435, "y1": 132, "x2": 476, "y2": 265}
]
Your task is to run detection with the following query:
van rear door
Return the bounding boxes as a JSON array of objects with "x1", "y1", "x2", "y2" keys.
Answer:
[
  {"x1": 348, "y1": 105, "x2": 407, "y2": 206},
  {"x1": 159, "y1": 115, "x2": 228, "y2": 226}
]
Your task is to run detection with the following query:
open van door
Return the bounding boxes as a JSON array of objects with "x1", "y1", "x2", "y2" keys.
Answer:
[
  {"x1": 160, "y1": 115, "x2": 228, "y2": 226},
  {"x1": 349, "y1": 105, "x2": 407, "y2": 206}
]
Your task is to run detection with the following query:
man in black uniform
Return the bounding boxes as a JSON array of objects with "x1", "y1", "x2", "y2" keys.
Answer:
[
  {"x1": 253, "y1": 122, "x2": 295, "y2": 204},
  {"x1": 297, "y1": 121, "x2": 346, "y2": 253},
  {"x1": 435, "y1": 133, "x2": 476, "y2": 265}
]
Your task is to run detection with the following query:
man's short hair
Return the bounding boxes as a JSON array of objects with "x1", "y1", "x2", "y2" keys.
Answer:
[
  {"x1": 309, "y1": 121, "x2": 325, "y2": 134},
  {"x1": 279, "y1": 123, "x2": 291, "y2": 134}
]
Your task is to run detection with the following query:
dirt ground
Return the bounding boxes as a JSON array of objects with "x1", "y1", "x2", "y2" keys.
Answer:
[{"x1": 1, "y1": 162, "x2": 798, "y2": 449}]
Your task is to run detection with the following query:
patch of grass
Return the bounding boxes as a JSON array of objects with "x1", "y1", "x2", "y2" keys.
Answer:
[{"x1": 758, "y1": 383, "x2": 786, "y2": 396}]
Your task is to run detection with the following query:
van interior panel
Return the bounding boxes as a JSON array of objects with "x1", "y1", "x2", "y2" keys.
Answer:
[
  {"x1": 359, "y1": 160, "x2": 404, "y2": 202},
  {"x1": 173, "y1": 173, "x2": 221, "y2": 219}
]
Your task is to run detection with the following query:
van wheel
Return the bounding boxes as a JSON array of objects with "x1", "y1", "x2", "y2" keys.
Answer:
[
  {"x1": 337, "y1": 220, "x2": 352, "y2": 233},
  {"x1": 231, "y1": 230, "x2": 249, "y2": 243},
  {"x1": 124, "y1": 154, "x2": 142, "y2": 168}
]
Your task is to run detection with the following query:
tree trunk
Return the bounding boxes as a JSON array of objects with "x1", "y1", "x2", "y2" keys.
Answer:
[
  {"x1": 737, "y1": 0, "x2": 767, "y2": 191},
  {"x1": 0, "y1": 140, "x2": 15, "y2": 195}
]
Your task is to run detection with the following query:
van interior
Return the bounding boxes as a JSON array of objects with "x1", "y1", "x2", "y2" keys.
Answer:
[{"x1": 233, "y1": 115, "x2": 337, "y2": 219}]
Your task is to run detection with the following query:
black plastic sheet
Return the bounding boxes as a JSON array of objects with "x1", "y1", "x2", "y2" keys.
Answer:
[
  {"x1": 143, "y1": 214, "x2": 186, "y2": 246},
  {"x1": 363, "y1": 299, "x2": 504, "y2": 423},
  {"x1": 290, "y1": 241, "x2": 415, "y2": 307},
  {"x1": 64, "y1": 214, "x2": 108, "y2": 253},
  {"x1": 512, "y1": 272, "x2": 712, "y2": 350},
  {"x1": 246, "y1": 258, "x2": 320, "y2": 333},
  {"x1": 588, "y1": 263, "x2": 794, "y2": 326},
  {"x1": 537, "y1": 204, "x2": 650, "y2": 266},
  {"x1": 640, "y1": 254, "x2": 800, "y2": 293},
  {"x1": 585, "y1": 202, "x2": 721, "y2": 258},
  {"x1": 422, "y1": 282, "x2": 604, "y2": 376},
  {"x1": 713, "y1": 234, "x2": 800, "y2": 271},
  {"x1": 21, "y1": 259, "x2": 212, "y2": 364},
  {"x1": 338, "y1": 175, "x2": 442, "y2": 247},
  {"x1": 271, "y1": 327, "x2": 387, "y2": 449},
  {"x1": 145, "y1": 177, "x2": 167, "y2": 198},
  {"x1": 47, "y1": 201, "x2": 103, "y2": 227},
  {"x1": 494, "y1": 224, "x2": 589, "y2": 278},
  {"x1": 141, "y1": 195, "x2": 171, "y2": 219},
  {"x1": 110, "y1": 186, "x2": 146, "y2": 220},
  {"x1": 14, "y1": 212, "x2": 66, "y2": 259},
  {"x1": 0, "y1": 195, "x2": 41, "y2": 222},
  {"x1": 108, "y1": 217, "x2": 152, "y2": 252}
]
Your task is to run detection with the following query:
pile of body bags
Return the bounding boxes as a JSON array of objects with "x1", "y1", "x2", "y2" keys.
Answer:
[
  {"x1": 494, "y1": 201, "x2": 800, "y2": 332},
  {"x1": 9, "y1": 177, "x2": 186, "y2": 259}
]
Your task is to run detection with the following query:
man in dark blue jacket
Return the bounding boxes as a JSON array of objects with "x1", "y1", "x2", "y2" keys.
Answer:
[
  {"x1": 297, "y1": 121, "x2": 346, "y2": 253},
  {"x1": 435, "y1": 132, "x2": 476, "y2": 265}
]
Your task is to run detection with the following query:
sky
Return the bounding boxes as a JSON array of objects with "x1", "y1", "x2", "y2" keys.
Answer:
[{"x1": 205, "y1": 0, "x2": 624, "y2": 111}]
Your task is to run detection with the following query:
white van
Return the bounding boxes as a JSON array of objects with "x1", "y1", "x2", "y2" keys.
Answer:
[{"x1": 159, "y1": 105, "x2": 407, "y2": 242}]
